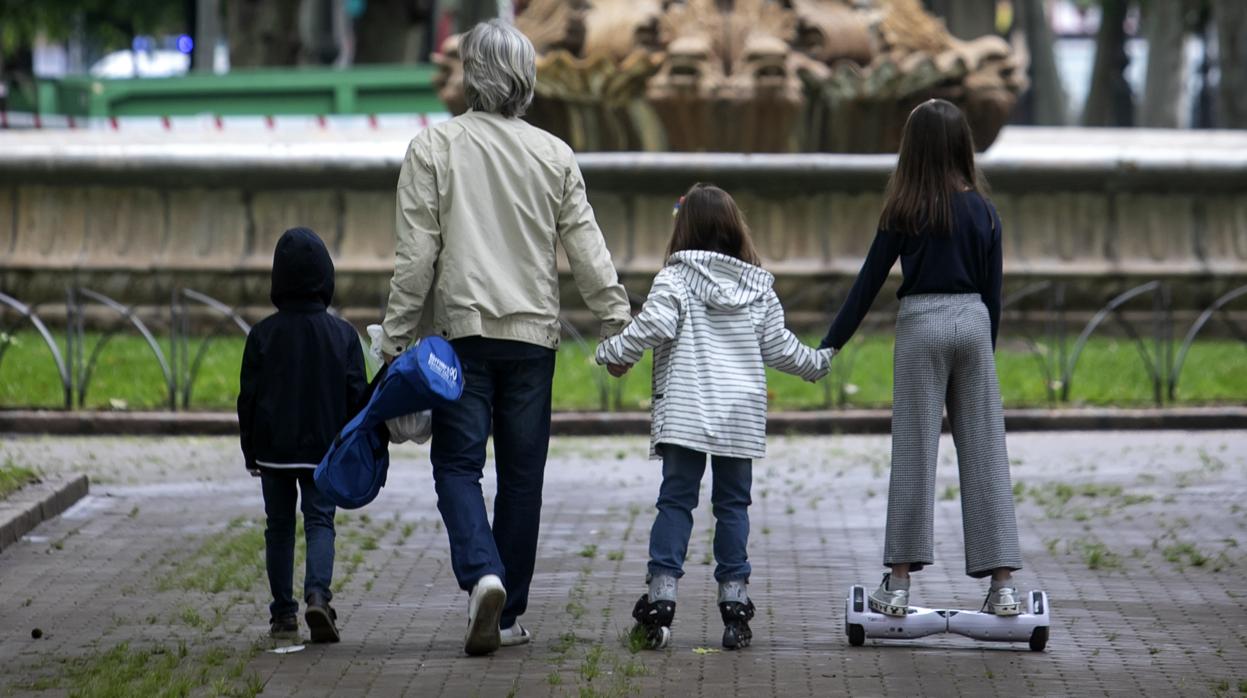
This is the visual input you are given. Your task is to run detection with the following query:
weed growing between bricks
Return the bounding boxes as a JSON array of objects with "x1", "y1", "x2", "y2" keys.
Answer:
[
  {"x1": 541, "y1": 498, "x2": 657, "y2": 697},
  {"x1": 13, "y1": 640, "x2": 266, "y2": 698},
  {"x1": 11, "y1": 623, "x2": 267, "y2": 696},
  {"x1": 1014, "y1": 440, "x2": 1247, "y2": 578},
  {"x1": 9, "y1": 507, "x2": 394, "y2": 696},
  {"x1": 158, "y1": 517, "x2": 267, "y2": 594},
  {"x1": 1207, "y1": 678, "x2": 1241, "y2": 697},
  {"x1": 0, "y1": 457, "x2": 41, "y2": 500}
]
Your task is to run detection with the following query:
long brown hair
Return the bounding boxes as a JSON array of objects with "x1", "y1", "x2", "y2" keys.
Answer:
[
  {"x1": 666, "y1": 183, "x2": 762, "y2": 266},
  {"x1": 879, "y1": 99, "x2": 986, "y2": 236}
]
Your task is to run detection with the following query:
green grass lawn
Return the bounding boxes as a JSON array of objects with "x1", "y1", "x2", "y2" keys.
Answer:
[
  {"x1": 0, "y1": 460, "x2": 40, "y2": 499},
  {"x1": 1, "y1": 331, "x2": 1243, "y2": 411}
]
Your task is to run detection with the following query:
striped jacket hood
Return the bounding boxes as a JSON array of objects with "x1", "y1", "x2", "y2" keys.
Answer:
[{"x1": 667, "y1": 250, "x2": 775, "y2": 311}]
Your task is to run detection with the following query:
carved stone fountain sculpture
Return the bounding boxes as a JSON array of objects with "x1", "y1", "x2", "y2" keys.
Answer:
[{"x1": 432, "y1": 0, "x2": 1027, "y2": 153}]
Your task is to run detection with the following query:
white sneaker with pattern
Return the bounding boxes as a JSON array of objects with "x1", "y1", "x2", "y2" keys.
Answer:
[{"x1": 500, "y1": 622, "x2": 532, "y2": 647}]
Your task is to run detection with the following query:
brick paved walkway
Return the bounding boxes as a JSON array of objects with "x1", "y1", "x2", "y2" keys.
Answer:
[{"x1": 1, "y1": 432, "x2": 1245, "y2": 697}]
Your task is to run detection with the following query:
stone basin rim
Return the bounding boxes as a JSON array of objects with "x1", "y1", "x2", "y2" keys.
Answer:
[{"x1": 1, "y1": 149, "x2": 1244, "y2": 192}]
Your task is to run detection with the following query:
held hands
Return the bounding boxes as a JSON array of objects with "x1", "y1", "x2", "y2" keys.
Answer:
[
  {"x1": 598, "y1": 325, "x2": 632, "y2": 378},
  {"x1": 607, "y1": 363, "x2": 632, "y2": 378},
  {"x1": 806, "y1": 347, "x2": 837, "y2": 384}
]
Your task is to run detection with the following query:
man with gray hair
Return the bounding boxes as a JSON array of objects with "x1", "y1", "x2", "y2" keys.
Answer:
[{"x1": 379, "y1": 19, "x2": 632, "y2": 656}]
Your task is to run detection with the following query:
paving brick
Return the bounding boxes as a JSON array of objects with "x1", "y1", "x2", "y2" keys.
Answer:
[{"x1": 0, "y1": 431, "x2": 1244, "y2": 696}]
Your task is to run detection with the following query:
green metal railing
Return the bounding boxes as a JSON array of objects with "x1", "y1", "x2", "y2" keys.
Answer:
[
  {"x1": 3, "y1": 282, "x2": 1245, "y2": 411},
  {"x1": 16, "y1": 64, "x2": 442, "y2": 118}
]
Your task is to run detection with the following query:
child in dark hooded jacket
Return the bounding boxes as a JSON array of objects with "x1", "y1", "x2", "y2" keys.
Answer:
[{"x1": 238, "y1": 227, "x2": 368, "y2": 643}]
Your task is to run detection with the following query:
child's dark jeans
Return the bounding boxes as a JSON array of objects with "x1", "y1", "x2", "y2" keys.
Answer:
[
  {"x1": 260, "y1": 469, "x2": 336, "y2": 619},
  {"x1": 647, "y1": 444, "x2": 753, "y2": 583}
]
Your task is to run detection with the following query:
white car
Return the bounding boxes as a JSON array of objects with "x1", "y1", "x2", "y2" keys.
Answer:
[{"x1": 89, "y1": 50, "x2": 191, "y2": 79}]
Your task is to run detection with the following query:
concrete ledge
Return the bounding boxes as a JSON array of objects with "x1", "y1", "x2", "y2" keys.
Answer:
[
  {"x1": 0, "y1": 411, "x2": 240, "y2": 436},
  {"x1": 997, "y1": 407, "x2": 1247, "y2": 431},
  {"x1": 0, "y1": 475, "x2": 89, "y2": 551},
  {"x1": 3, "y1": 407, "x2": 1246, "y2": 437},
  {"x1": 767, "y1": 407, "x2": 1247, "y2": 434},
  {"x1": 1, "y1": 128, "x2": 1244, "y2": 192}
]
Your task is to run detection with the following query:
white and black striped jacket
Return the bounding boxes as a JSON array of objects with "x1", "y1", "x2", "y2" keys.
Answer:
[{"x1": 596, "y1": 250, "x2": 833, "y2": 459}]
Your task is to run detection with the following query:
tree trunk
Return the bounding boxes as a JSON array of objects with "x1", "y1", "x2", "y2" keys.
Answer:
[
  {"x1": 459, "y1": 0, "x2": 499, "y2": 32},
  {"x1": 1140, "y1": 0, "x2": 1185, "y2": 127},
  {"x1": 300, "y1": 0, "x2": 340, "y2": 65},
  {"x1": 1, "y1": 46, "x2": 35, "y2": 110},
  {"x1": 332, "y1": 0, "x2": 354, "y2": 67},
  {"x1": 1082, "y1": 0, "x2": 1135, "y2": 127},
  {"x1": 1213, "y1": 0, "x2": 1247, "y2": 128},
  {"x1": 923, "y1": 0, "x2": 998, "y2": 40},
  {"x1": 1015, "y1": 0, "x2": 1067, "y2": 125},
  {"x1": 226, "y1": 0, "x2": 303, "y2": 68},
  {"x1": 354, "y1": 0, "x2": 431, "y2": 63},
  {"x1": 193, "y1": 0, "x2": 221, "y2": 72},
  {"x1": 1192, "y1": 5, "x2": 1215, "y2": 128}
]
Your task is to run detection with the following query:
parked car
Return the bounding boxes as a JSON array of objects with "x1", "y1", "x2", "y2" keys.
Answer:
[{"x1": 89, "y1": 50, "x2": 190, "y2": 79}]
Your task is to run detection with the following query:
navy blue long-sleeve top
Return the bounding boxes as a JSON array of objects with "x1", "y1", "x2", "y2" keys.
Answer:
[{"x1": 819, "y1": 191, "x2": 1003, "y2": 350}]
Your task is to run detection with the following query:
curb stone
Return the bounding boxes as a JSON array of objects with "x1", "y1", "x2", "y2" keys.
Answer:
[
  {"x1": 0, "y1": 411, "x2": 237, "y2": 436},
  {"x1": 1, "y1": 407, "x2": 1245, "y2": 437},
  {"x1": 0, "y1": 475, "x2": 90, "y2": 551}
]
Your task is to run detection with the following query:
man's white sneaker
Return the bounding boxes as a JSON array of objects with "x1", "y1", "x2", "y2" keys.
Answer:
[
  {"x1": 464, "y1": 574, "x2": 506, "y2": 656},
  {"x1": 499, "y1": 622, "x2": 532, "y2": 647}
]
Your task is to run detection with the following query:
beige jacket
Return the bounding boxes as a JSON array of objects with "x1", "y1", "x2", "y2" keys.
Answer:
[{"x1": 380, "y1": 111, "x2": 631, "y2": 356}]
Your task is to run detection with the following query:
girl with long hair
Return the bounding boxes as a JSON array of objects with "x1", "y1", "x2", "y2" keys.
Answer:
[{"x1": 820, "y1": 99, "x2": 1023, "y2": 616}]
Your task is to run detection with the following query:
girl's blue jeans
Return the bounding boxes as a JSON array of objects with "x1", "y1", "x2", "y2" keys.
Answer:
[{"x1": 647, "y1": 444, "x2": 752, "y2": 583}]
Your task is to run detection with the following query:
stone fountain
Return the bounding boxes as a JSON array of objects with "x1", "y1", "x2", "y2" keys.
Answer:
[
  {"x1": 434, "y1": 0, "x2": 1027, "y2": 153},
  {"x1": 3, "y1": 3, "x2": 1241, "y2": 339}
]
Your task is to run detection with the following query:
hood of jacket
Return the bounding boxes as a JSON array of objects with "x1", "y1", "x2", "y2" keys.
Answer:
[
  {"x1": 271, "y1": 227, "x2": 335, "y2": 310},
  {"x1": 667, "y1": 250, "x2": 774, "y2": 311}
]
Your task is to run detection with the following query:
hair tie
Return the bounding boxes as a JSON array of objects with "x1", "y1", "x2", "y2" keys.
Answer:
[{"x1": 672, "y1": 195, "x2": 685, "y2": 219}]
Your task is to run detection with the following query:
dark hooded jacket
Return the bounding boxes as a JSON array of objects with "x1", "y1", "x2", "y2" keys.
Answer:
[{"x1": 238, "y1": 227, "x2": 369, "y2": 470}]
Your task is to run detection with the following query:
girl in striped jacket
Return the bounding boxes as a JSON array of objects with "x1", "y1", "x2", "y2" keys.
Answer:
[{"x1": 596, "y1": 183, "x2": 833, "y2": 651}]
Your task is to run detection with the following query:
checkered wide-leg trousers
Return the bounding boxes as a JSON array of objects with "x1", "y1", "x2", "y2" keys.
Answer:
[{"x1": 885, "y1": 294, "x2": 1022, "y2": 578}]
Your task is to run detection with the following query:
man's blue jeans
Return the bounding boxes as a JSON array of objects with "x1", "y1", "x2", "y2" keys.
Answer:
[
  {"x1": 431, "y1": 337, "x2": 555, "y2": 630},
  {"x1": 260, "y1": 469, "x2": 336, "y2": 619},
  {"x1": 648, "y1": 444, "x2": 753, "y2": 583}
]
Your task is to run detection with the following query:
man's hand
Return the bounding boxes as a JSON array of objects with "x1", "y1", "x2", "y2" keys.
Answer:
[{"x1": 607, "y1": 363, "x2": 632, "y2": 378}]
